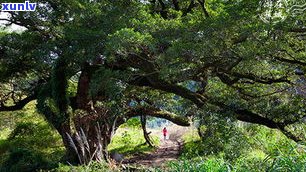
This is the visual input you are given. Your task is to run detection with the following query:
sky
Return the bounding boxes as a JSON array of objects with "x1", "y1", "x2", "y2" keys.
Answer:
[{"x1": 0, "y1": 12, "x2": 27, "y2": 32}]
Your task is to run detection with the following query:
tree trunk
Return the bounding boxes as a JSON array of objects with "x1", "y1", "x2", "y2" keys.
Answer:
[
  {"x1": 72, "y1": 109, "x2": 115, "y2": 163},
  {"x1": 141, "y1": 115, "x2": 154, "y2": 147},
  {"x1": 55, "y1": 121, "x2": 80, "y2": 164}
]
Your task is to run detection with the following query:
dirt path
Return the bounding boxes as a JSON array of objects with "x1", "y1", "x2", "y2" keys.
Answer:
[{"x1": 123, "y1": 138, "x2": 183, "y2": 167}]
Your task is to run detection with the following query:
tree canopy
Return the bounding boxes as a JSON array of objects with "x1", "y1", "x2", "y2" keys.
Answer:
[{"x1": 0, "y1": 0, "x2": 305, "y2": 162}]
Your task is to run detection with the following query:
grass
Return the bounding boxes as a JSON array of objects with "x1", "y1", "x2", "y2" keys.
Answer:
[
  {"x1": 0, "y1": 128, "x2": 12, "y2": 140},
  {"x1": 108, "y1": 126, "x2": 160, "y2": 157},
  {"x1": 0, "y1": 101, "x2": 65, "y2": 172}
]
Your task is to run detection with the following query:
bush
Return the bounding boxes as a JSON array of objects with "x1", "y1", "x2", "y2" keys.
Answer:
[
  {"x1": 5, "y1": 121, "x2": 62, "y2": 149},
  {"x1": 0, "y1": 121, "x2": 64, "y2": 171},
  {"x1": 165, "y1": 157, "x2": 230, "y2": 172},
  {"x1": 54, "y1": 161, "x2": 117, "y2": 172},
  {"x1": 178, "y1": 122, "x2": 306, "y2": 172},
  {"x1": 1, "y1": 148, "x2": 50, "y2": 172},
  {"x1": 267, "y1": 144, "x2": 306, "y2": 172},
  {"x1": 8, "y1": 122, "x2": 37, "y2": 140},
  {"x1": 184, "y1": 116, "x2": 249, "y2": 161},
  {"x1": 120, "y1": 118, "x2": 141, "y2": 129}
]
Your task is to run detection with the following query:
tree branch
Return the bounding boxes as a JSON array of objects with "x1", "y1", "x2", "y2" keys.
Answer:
[
  {"x1": 233, "y1": 72, "x2": 291, "y2": 84},
  {"x1": 0, "y1": 93, "x2": 37, "y2": 112},
  {"x1": 207, "y1": 98, "x2": 303, "y2": 142},
  {"x1": 274, "y1": 56, "x2": 306, "y2": 66},
  {"x1": 172, "y1": 0, "x2": 180, "y2": 10},
  {"x1": 125, "y1": 106, "x2": 190, "y2": 126},
  {"x1": 158, "y1": 0, "x2": 168, "y2": 19},
  {"x1": 105, "y1": 50, "x2": 303, "y2": 142},
  {"x1": 182, "y1": 0, "x2": 195, "y2": 16},
  {"x1": 288, "y1": 28, "x2": 306, "y2": 33},
  {"x1": 219, "y1": 72, "x2": 291, "y2": 85},
  {"x1": 197, "y1": 0, "x2": 209, "y2": 18}
]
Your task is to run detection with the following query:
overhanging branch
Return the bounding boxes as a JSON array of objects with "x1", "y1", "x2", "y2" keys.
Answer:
[
  {"x1": 207, "y1": 98, "x2": 303, "y2": 142},
  {"x1": 125, "y1": 106, "x2": 190, "y2": 126},
  {"x1": 0, "y1": 93, "x2": 37, "y2": 112}
]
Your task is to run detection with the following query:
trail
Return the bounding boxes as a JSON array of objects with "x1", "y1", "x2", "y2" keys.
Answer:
[{"x1": 123, "y1": 137, "x2": 183, "y2": 168}]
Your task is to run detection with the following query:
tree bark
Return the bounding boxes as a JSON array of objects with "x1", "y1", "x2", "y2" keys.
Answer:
[{"x1": 141, "y1": 114, "x2": 154, "y2": 147}]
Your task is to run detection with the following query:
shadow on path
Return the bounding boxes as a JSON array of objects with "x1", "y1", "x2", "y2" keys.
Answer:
[{"x1": 123, "y1": 138, "x2": 183, "y2": 167}]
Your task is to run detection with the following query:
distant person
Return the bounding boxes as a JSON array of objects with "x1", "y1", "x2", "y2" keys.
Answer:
[{"x1": 162, "y1": 127, "x2": 167, "y2": 140}]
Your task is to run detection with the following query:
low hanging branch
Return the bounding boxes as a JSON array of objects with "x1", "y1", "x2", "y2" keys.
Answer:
[
  {"x1": 124, "y1": 106, "x2": 190, "y2": 127},
  {"x1": 129, "y1": 71, "x2": 303, "y2": 142},
  {"x1": 207, "y1": 98, "x2": 304, "y2": 142},
  {"x1": 0, "y1": 93, "x2": 37, "y2": 112}
]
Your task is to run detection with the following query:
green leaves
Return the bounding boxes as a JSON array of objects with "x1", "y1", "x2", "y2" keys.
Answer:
[
  {"x1": 89, "y1": 67, "x2": 128, "y2": 100},
  {"x1": 105, "y1": 28, "x2": 155, "y2": 58}
]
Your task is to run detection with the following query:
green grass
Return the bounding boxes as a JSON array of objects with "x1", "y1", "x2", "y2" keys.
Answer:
[
  {"x1": 108, "y1": 126, "x2": 160, "y2": 157},
  {"x1": 0, "y1": 128, "x2": 12, "y2": 140},
  {"x1": 0, "y1": 101, "x2": 65, "y2": 172}
]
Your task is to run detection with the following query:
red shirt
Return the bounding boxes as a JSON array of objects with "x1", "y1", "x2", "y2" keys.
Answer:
[{"x1": 163, "y1": 128, "x2": 167, "y2": 136}]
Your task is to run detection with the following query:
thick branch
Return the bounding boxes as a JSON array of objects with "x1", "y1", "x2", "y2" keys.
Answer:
[
  {"x1": 121, "y1": 53, "x2": 208, "y2": 106},
  {"x1": 218, "y1": 72, "x2": 291, "y2": 85},
  {"x1": 0, "y1": 93, "x2": 36, "y2": 112},
  {"x1": 105, "y1": 50, "x2": 302, "y2": 142},
  {"x1": 125, "y1": 106, "x2": 190, "y2": 126},
  {"x1": 288, "y1": 28, "x2": 306, "y2": 33},
  {"x1": 234, "y1": 109, "x2": 279, "y2": 128},
  {"x1": 279, "y1": 127, "x2": 302, "y2": 142},
  {"x1": 208, "y1": 98, "x2": 303, "y2": 142},
  {"x1": 217, "y1": 73, "x2": 239, "y2": 86},
  {"x1": 172, "y1": 0, "x2": 180, "y2": 10},
  {"x1": 130, "y1": 76, "x2": 207, "y2": 106},
  {"x1": 274, "y1": 56, "x2": 306, "y2": 66},
  {"x1": 158, "y1": 0, "x2": 168, "y2": 19},
  {"x1": 182, "y1": 0, "x2": 195, "y2": 16},
  {"x1": 236, "y1": 109, "x2": 302, "y2": 142},
  {"x1": 197, "y1": 0, "x2": 209, "y2": 18},
  {"x1": 232, "y1": 72, "x2": 291, "y2": 84},
  {"x1": 141, "y1": 114, "x2": 154, "y2": 147}
]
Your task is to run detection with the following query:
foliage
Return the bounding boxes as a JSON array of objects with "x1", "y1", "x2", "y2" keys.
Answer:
[
  {"x1": 106, "y1": 28, "x2": 156, "y2": 57},
  {"x1": 165, "y1": 157, "x2": 230, "y2": 172},
  {"x1": 54, "y1": 161, "x2": 117, "y2": 172},
  {"x1": 120, "y1": 117, "x2": 142, "y2": 129},
  {"x1": 176, "y1": 124, "x2": 306, "y2": 172},
  {"x1": 0, "y1": 0, "x2": 306, "y2": 170},
  {"x1": 0, "y1": 103, "x2": 64, "y2": 171},
  {"x1": 1, "y1": 148, "x2": 50, "y2": 172},
  {"x1": 187, "y1": 109, "x2": 250, "y2": 161}
]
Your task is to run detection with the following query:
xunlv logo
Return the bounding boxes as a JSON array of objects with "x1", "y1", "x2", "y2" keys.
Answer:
[{"x1": 1, "y1": 1, "x2": 37, "y2": 11}]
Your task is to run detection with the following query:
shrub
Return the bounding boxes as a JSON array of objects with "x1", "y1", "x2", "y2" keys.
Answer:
[
  {"x1": 165, "y1": 157, "x2": 230, "y2": 172},
  {"x1": 54, "y1": 161, "x2": 117, "y2": 172},
  {"x1": 0, "y1": 121, "x2": 64, "y2": 171},
  {"x1": 1, "y1": 148, "x2": 50, "y2": 172}
]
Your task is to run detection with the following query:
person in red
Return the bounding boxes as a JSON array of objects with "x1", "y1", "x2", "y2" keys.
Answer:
[{"x1": 162, "y1": 127, "x2": 167, "y2": 140}]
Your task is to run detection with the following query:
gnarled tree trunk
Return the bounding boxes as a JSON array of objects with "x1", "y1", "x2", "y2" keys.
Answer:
[{"x1": 141, "y1": 114, "x2": 154, "y2": 147}]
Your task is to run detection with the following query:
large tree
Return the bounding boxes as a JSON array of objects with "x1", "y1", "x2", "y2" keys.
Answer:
[{"x1": 0, "y1": 0, "x2": 305, "y2": 163}]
